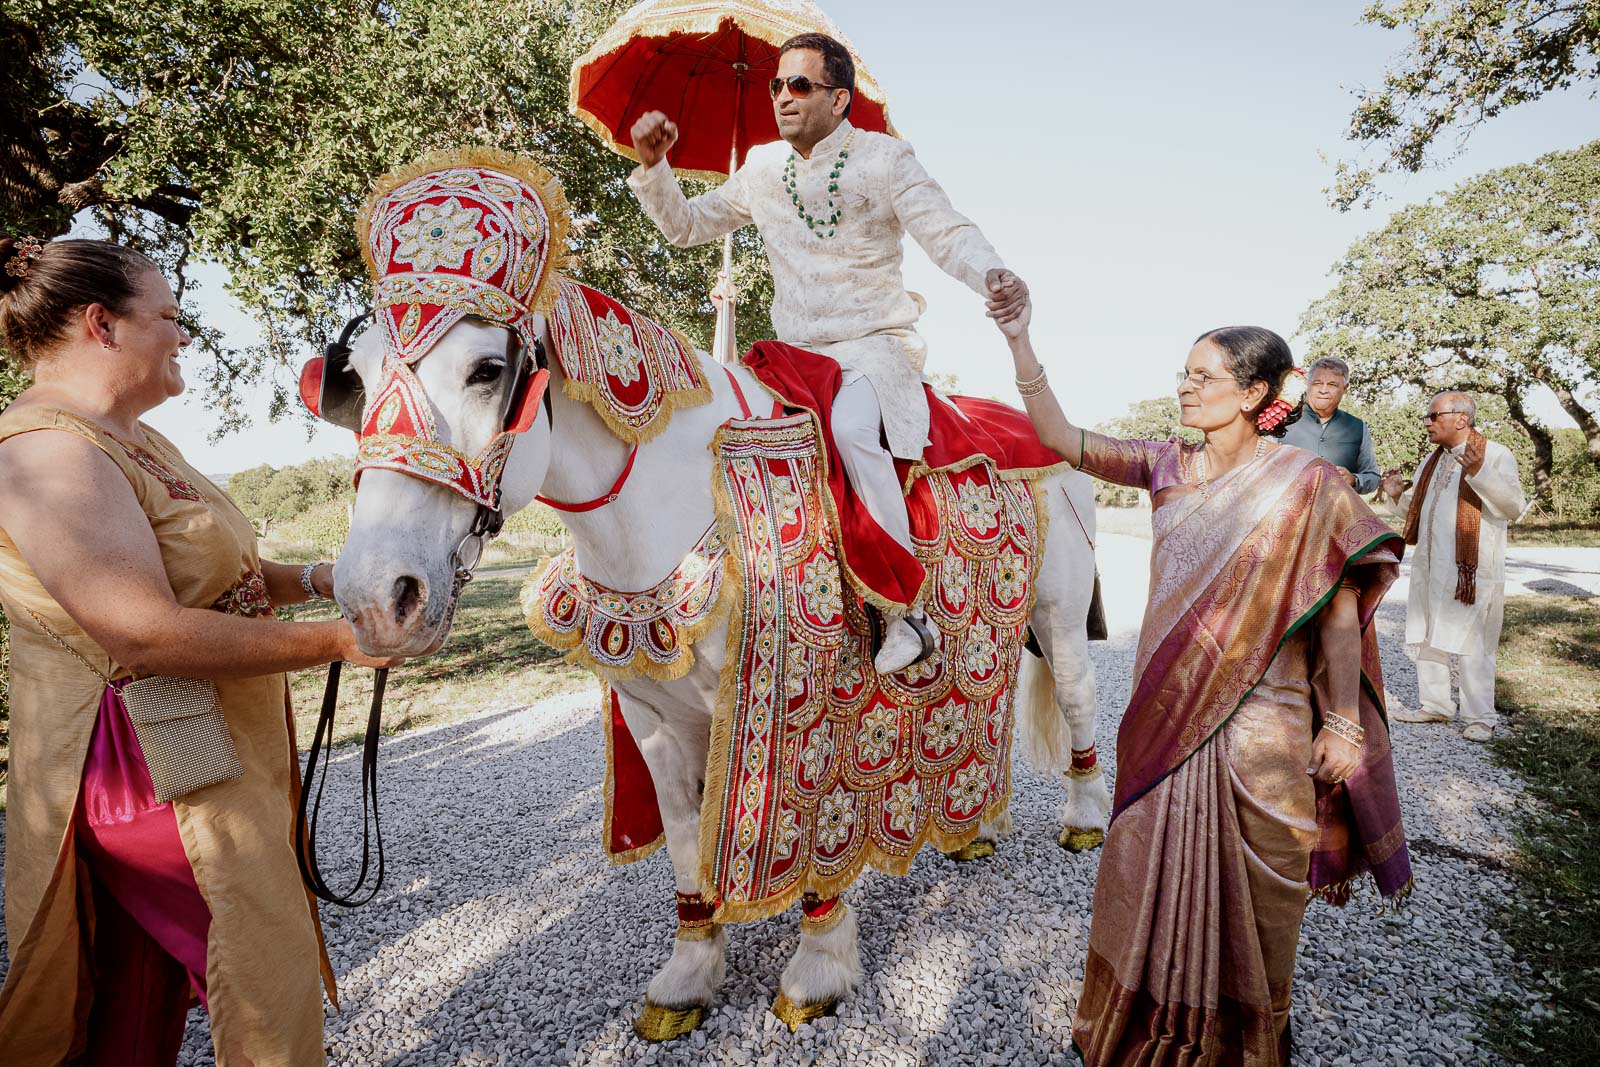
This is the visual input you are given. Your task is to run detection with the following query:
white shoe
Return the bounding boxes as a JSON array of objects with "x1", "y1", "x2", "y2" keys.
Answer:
[
  {"x1": 874, "y1": 616, "x2": 926, "y2": 675},
  {"x1": 1462, "y1": 722, "x2": 1494, "y2": 743},
  {"x1": 1390, "y1": 705, "x2": 1454, "y2": 724}
]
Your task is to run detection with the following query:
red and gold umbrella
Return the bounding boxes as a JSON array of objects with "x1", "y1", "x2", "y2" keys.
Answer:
[
  {"x1": 571, "y1": 0, "x2": 896, "y2": 181},
  {"x1": 571, "y1": 1, "x2": 896, "y2": 361}
]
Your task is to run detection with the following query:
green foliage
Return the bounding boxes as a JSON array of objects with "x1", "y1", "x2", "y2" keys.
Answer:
[
  {"x1": 1549, "y1": 428, "x2": 1600, "y2": 520},
  {"x1": 2, "y1": 0, "x2": 775, "y2": 431},
  {"x1": 228, "y1": 458, "x2": 354, "y2": 527},
  {"x1": 276, "y1": 499, "x2": 352, "y2": 557},
  {"x1": 1302, "y1": 140, "x2": 1600, "y2": 504},
  {"x1": 1333, "y1": 0, "x2": 1600, "y2": 208},
  {"x1": 1485, "y1": 597, "x2": 1600, "y2": 1061},
  {"x1": 502, "y1": 502, "x2": 567, "y2": 541},
  {"x1": 1090, "y1": 397, "x2": 1199, "y2": 506}
]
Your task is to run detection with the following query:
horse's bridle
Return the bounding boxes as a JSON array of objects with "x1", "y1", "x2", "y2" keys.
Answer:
[
  {"x1": 300, "y1": 308, "x2": 555, "y2": 590},
  {"x1": 294, "y1": 309, "x2": 554, "y2": 906}
]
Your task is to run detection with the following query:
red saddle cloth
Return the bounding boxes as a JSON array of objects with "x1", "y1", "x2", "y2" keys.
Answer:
[{"x1": 742, "y1": 341, "x2": 1070, "y2": 611}]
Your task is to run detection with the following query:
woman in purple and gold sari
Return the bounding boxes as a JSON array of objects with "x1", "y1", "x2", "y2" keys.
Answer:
[{"x1": 989, "y1": 296, "x2": 1411, "y2": 1065}]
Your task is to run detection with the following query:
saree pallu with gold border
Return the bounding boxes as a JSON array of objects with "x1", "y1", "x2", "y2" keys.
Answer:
[{"x1": 1070, "y1": 435, "x2": 1410, "y2": 1067}]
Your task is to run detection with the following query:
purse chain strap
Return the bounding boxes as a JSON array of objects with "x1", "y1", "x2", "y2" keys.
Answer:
[{"x1": 23, "y1": 605, "x2": 114, "y2": 686}]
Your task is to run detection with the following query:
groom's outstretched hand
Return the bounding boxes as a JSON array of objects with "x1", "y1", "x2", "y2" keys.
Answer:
[
  {"x1": 986, "y1": 269, "x2": 1028, "y2": 315},
  {"x1": 631, "y1": 111, "x2": 680, "y2": 168},
  {"x1": 986, "y1": 269, "x2": 1029, "y2": 330}
]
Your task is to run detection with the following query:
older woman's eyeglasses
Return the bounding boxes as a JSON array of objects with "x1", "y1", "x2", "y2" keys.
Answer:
[{"x1": 1175, "y1": 370, "x2": 1244, "y2": 389}]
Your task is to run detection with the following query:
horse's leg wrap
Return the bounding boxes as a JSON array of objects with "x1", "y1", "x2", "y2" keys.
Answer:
[
  {"x1": 638, "y1": 891, "x2": 725, "y2": 1040},
  {"x1": 674, "y1": 891, "x2": 718, "y2": 942},
  {"x1": 773, "y1": 894, "x2": 861, "y2": 1029},
  {"x1": 1067, "y1": 745, "x2": 1099, "y2": 779},
  {"x1": 1060, "y1": 743, "x2": 1111, "y2": 852},
  {"x1": 799, "y1": 893, "x2": 845, "y2": 936},
  {"x1": 614, "y1": 688, "x2": 725, "y2": 1039}
]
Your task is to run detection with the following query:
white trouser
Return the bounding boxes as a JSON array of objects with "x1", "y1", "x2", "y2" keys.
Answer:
[
  {"x1": 830, "y1": 375, "x2": 916, "y2": 587},
  {"x1": 1413, "y1": 643, "x2": 1499, "y2": 727}
]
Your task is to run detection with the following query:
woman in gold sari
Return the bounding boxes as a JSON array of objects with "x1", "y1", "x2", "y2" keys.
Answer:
[{"x1": 989, "y1": 296, "x2": 1410, "y2": 1064}]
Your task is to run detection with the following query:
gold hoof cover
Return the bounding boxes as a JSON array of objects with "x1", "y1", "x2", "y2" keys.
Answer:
[
  {"x1": 634, "y1": 999, "x2": 705, "y2": 1041},
  {"x1": 1058, "y1": 826, "x2": 1106, "y2": 853},
  {"x1": 944, "y1": 839, "x2": 997, "y2": 863},
  {"x1": 772, "y1": 990, "x2": 837, "y2": 1032}
]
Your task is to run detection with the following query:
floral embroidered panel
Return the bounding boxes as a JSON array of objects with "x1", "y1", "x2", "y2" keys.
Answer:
[
  {"x1": 548, "y1": 279, "x2": 711, "y2": 444},
  {"x1": 702, "y1": 413, "x2": 1042, "y2": 922}
]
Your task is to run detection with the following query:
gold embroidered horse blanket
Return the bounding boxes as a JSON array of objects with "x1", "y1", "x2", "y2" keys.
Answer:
[{"x1": 701, "y1": 413, "x2": 1044, "y2": 920}]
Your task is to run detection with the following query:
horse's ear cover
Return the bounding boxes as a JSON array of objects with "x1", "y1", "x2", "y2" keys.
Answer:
[
  {"x1": 299, "y1": 310, "x2": 373, "y2": 433},
  {"x1": 298, "y1": 357, "x2": 325, "y2": 419}
]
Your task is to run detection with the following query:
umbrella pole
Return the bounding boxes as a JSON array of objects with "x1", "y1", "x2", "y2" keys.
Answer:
[{"x1": 712, "y1": 59, "x2": 746, "y2": 365}]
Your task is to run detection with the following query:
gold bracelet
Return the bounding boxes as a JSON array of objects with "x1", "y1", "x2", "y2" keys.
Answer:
[
  {"x1": 1322, "y1": 712, "x2": 1365, "y2": 748},
  {"x1": 1015, "y1": 366, "x2": 1049, "y2": 397}
]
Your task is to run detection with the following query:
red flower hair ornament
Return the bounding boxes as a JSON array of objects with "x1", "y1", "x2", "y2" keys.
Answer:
[{"x1": 1256, "y1": 366, "x2": 1307, "y2": 433}]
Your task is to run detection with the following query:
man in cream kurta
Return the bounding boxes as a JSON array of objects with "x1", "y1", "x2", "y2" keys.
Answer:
[
  {"x1": 1379, "y1": 391, "x2": 1526, "y2": 741},
  {"x1": 628, "y1": 32, "x2": 1025, "y2": 672}
]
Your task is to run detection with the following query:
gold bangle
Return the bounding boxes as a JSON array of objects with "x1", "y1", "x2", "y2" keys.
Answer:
[
  {"x1": 1015, "y1": 367, "x2": 1049, "y2": 397},
  {"x1": 1322, "y1": 712, "x2": 1365, "y2": 748}
]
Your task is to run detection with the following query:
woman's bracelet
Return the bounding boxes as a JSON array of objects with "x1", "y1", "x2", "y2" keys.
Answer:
[
  {"x1": 1015, "y1": 366, "x2": 1050, "y2": 398},
  {"x1": 1322, "y1": 712, "x2": 1365, "y2": 748},
  {"x1": 301, "y1": 561, "x2": 333, "y2": 601}
]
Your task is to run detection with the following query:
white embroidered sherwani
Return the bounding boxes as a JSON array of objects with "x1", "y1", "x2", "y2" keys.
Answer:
[
  {"x1": 628, "y1": 119, "x2": 1005, "y2": 459},
  {"x1": 1393, "y1": 439, "x2": 1526, "y2": 657}
]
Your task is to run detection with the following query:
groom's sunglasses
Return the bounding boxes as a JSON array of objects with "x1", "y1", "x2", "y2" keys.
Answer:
[{"x1": 769, "y1": 75, "x2": 846, "y2": 99}]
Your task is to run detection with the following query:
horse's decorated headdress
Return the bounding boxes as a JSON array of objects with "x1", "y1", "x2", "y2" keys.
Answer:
[
  {"x1": 301, "y1": 145, "x2": 710, "y2": 512},
  {"x1": 358, "y1": 146, "x2": 570, "y2": 365},
  {"x1": 299, "y1": 148, "x2": 569, "y2": 509}
]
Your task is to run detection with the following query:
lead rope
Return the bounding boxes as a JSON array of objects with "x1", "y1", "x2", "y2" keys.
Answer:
[
  {"x1": 295, "y1": 499, "x2": 498, "y2": 907},
  {"x1": 295, "y1": 661, "x2": 388, "y2": 907}
]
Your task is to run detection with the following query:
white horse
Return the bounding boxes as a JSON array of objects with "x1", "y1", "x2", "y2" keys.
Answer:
[{"x1": 332, "y1": 313, "x2": 1111, "y2": 1031}]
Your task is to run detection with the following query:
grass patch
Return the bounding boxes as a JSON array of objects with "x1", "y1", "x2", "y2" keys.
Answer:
[
  {"x1": 278, "y1": 565, "x2": 592, "y2": 750},
  {"x1": 1507, "y1": 518, "x2": 1600, "y2": 548},
  {"x1": 1483, "y1": 595, "x2": 1600, "y2": 1061}
]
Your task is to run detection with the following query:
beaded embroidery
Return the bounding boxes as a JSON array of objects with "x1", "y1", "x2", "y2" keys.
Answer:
[
  {"x1": 521, "y1": 524, "x2": 730, "y2": 681},
  {"x1": 212, "y1": 569, "x2": 274, "y2": 618},
  {"x1": 781, "y1": 130, "x2": 856, "y2": 238},
  {"x1": 117, "y1": 441, "x2": 203, "y2": 503}
]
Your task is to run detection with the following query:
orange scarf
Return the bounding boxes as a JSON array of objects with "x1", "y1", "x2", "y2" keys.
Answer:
[{"x1": 1403, "y1": 429, "x2": 1486, "y2": 605}]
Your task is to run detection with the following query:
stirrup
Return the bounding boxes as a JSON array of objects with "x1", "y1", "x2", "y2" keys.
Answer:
[
  {"x1": 903, "y1": 612, "x2": 936, "y2": 667},
  {"x1": 867, "y1": 607, "x2": 935, "y2": 668}
]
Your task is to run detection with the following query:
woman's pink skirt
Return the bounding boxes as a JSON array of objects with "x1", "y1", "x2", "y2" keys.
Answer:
[{"x1": 73, "y1": 684, "x2": 212, "y2": 1065}]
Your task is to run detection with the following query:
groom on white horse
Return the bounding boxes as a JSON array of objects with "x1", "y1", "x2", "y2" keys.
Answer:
[{"x1": 628, "y1": 31, "x2": 1029, "y2": 675}]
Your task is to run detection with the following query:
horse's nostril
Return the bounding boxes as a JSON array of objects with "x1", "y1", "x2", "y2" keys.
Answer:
[{"x1": 392, "y1": 575, "x2": 424, "y2": 624}]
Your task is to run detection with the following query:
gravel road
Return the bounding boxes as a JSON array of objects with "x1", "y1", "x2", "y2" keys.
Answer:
[{"x1": 0, "y1": 534, "x2": 1546, "y2": 1065}]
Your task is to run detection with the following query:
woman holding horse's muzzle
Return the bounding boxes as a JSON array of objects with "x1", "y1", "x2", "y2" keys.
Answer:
[{"x1": 0, "y1": 234, "x2": 404, "y2": 1067}]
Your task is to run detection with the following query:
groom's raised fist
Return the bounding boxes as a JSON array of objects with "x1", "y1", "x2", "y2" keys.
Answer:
[{"x1": 631, "y1": 111, "x2": 680, "y2": 167}]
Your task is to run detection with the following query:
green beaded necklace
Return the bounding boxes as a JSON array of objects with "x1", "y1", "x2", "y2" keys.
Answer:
[{"x1": 782, "y1": 130, "x2": 857, "y2": 238}]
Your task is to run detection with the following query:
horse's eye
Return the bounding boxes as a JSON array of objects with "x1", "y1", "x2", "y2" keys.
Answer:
[{"x1": 466, "y1": 360, "x2": 504, "y2": 387}]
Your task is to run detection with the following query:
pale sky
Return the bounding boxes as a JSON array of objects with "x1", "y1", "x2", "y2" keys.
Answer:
[{"x1": 157, "y1": 0, "x2": 1598, "y2": 475}]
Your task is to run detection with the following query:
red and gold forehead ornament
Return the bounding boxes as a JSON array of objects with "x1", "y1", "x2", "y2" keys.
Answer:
[{"x1": 348, "y1": 148, "x2": 567, "y2": 508}]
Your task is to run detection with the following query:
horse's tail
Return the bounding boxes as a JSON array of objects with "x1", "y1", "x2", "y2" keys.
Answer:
[{"x1": 1019, "y1": 649, "x2": 1069, "y2": 771}]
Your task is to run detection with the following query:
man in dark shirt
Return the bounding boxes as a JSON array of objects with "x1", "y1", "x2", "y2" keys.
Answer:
[{"x1": 1282, "y1": 356, "x2": 1381, "y2": 494}]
